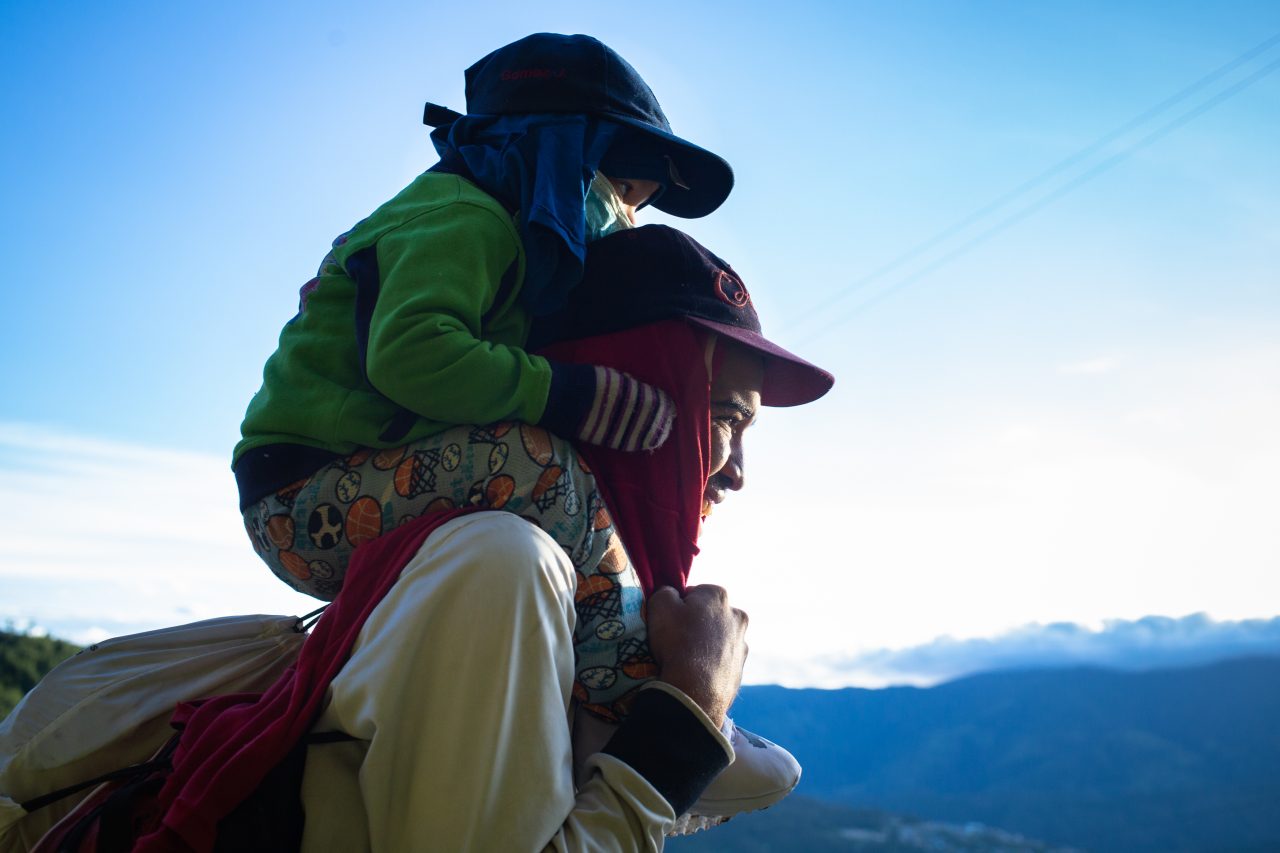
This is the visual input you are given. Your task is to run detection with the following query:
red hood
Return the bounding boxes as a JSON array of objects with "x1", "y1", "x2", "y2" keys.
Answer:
[{"x1": 538, "y1": 319, "x2": 711, "y2": 594}]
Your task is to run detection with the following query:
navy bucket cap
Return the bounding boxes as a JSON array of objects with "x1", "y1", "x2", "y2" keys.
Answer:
[
  {"x1": 423, "y1": 33, "x2": 735, "y2": 219},
  {"x1": 541, "y1": 225, "x2": 835, "y2": 407}
]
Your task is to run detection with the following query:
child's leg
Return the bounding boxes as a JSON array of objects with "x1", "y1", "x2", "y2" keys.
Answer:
[
  {"x1": 241, "y1": 422, "x2": 614, "y2": 601},
  {"x1": 240, "y1": 422, "x2": 655, "y2": 718}
]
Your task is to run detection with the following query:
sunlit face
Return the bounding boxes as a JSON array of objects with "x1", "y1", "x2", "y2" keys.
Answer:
[
  {"x1": 702, "y1": 340, "x2": 765, "y2": 518},
  {"x1": 603, "y1": 176, "x2": 663, "y2": 224}
]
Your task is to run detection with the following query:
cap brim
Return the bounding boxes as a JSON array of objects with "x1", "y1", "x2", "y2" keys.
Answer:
[
  {"x1": 686, "y1": 317, "x2": 834, "y2": 407},
  {"x1": 602, "y1": 113, "x2": 734, "y2": 219}
]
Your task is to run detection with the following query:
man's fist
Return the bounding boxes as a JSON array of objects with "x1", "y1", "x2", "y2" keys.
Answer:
[{"x1": 647, "y1": 585, "x2": 749, "y2": 727}]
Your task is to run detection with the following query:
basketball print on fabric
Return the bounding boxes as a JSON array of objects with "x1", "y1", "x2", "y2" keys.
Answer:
[{"x1": 243, "y1": 422, "x2": 656, "y2": 721}]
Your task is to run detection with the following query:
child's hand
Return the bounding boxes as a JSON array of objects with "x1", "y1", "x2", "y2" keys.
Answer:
[
  {"x1": 647, "y1": 584, "x2": 749, "y2": 727},
  {"x1": 540, "y1": 362, "x2": 675, "y2": 452}
]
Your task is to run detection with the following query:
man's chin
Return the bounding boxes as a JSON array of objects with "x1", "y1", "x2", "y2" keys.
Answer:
[{"x1": 701, "y1": 498, "x2": 714, "y2": 520}]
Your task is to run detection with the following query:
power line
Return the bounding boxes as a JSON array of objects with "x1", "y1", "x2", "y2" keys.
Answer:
[
  {"x1": 785, "y1": 31, "x2": 1280, "y2": 337},
  {"x1": 803, "y1": 53, "x2": 1280, "y2": 340}
]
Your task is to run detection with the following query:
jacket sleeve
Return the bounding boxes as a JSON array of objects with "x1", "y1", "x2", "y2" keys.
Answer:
[
  {"x1": 362, "y1": 201, "x2": 553, "y2": 426},
  {"x1": 549, "y1": 683, "x2": 734, "y2": 851}
]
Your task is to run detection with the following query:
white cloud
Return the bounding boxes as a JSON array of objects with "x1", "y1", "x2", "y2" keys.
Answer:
[
  {"x1": 0, "y1": 422, "x2": 318, "y2": 643},
  {"x1": 1057, "y1": 356, "x2": 1119, "y2": 375}
]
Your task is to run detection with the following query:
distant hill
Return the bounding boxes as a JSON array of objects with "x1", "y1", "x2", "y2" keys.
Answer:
[
  {"x1": 669, "y1": 795, "x2": 1077, "y2": 852},
  {"x1": 725, "y1": 656, "x2": 1280, "y2": 852},
  {"x1": 0, "y1": 629, "x2": 79, "y2": 717}
]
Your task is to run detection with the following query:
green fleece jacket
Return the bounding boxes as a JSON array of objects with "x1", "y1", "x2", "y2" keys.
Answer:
[{"x1": 234, "y1": 172, "x2": 551, "y2": 469}]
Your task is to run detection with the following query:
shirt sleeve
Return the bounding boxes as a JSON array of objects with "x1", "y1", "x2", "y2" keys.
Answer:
[
  {"x1": 363, "y1": 201, "x2": 553, "y2": 427},
  {"x1": 299, "y1": 512, "x2": 731, "y2": 853},
  {"x1": 549, "y1": 683, "x2": 734, "y2": 851}
]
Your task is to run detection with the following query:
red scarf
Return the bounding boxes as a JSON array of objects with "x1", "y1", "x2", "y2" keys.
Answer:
[{"x1": 539, "y1": 318, "x2": 712, "y2": 594}]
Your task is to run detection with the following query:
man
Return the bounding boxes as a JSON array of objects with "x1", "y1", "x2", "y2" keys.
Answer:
[{"x1": 295, "y1": 226, "x2": 834, "y2": 850}]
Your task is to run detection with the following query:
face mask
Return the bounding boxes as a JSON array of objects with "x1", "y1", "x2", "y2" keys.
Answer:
[{"x1": 585, "y1": 172, "x2": 635, "y2": 242}]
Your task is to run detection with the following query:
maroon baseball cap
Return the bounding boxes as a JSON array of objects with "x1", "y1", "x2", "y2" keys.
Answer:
[{"x1": 531, "y1": 225, "x2": 834, "y2": 407}]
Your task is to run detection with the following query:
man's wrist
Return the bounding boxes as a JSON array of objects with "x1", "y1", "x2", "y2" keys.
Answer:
[{"x1": 655, "y1": 669, "x2": 732, "y2": 728}]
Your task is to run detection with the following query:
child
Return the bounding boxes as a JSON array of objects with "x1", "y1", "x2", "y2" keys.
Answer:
[{"x1": 233, "y1": 32, "x2": 734, "y2": 598}]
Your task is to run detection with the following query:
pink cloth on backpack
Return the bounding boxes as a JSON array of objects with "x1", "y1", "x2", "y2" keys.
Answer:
[{"x1": 134, "y1": 507, "x2": 479, "y2": 853}]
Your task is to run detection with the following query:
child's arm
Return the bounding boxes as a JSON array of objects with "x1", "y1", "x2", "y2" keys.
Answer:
[
  {"x1": 364, "y1": 200, "x2": 548, "y2": 426},
  {"x1": 361, "y1": 201, "x2": 671, "y2": 451}
]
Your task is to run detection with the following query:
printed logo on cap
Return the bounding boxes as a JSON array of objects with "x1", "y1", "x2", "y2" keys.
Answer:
[{"x1": 714, "y1": 270, "x2": 750, "y2": 308}]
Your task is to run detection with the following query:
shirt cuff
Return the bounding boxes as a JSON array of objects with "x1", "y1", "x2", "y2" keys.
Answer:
[{"x1": 600, "y1": 682, "x2": 734, "y2": 816}]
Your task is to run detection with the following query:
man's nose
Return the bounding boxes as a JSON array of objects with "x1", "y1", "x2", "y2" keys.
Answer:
[{"x1": 723, "y1": 443, "x2": 746, "y2": 492}]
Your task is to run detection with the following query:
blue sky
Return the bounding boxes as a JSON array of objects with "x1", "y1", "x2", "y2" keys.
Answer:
[{"x1": 2, "y1": 1, "x2": 1278, "y2": 685}]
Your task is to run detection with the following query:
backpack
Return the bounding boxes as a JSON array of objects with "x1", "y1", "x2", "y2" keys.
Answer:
[{"x1": 0, "y1": 614, "x2": 311, "y2": 853}]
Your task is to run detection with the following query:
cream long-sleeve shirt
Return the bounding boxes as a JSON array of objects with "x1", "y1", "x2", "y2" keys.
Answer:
[{"x1": 298, "y1": 512, "x2": 732, "y2": 852}]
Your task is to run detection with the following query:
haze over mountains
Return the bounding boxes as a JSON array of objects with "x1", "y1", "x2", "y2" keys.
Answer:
[{"x1": 805, "y1": 612, "x2": 1280, "y2": 687}]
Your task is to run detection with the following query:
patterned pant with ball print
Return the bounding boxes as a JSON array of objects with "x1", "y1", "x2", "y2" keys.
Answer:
[{"x1": 242, "y1": 422, "x2": 657, "y2": 721}]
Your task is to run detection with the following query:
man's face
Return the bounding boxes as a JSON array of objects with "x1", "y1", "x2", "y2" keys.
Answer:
[{"x1": 703, "y1": 340, "x2": 764, "y2": 518}]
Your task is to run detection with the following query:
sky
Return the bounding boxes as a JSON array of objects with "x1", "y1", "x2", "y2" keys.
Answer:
[{"x1": 2, "y1": 0, "x2": 1278, "y2": 687}]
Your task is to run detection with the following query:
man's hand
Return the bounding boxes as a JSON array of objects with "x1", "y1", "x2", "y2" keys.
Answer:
[{"x1": 647, "y1": 585, "x2": 748, "y2": 727}]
